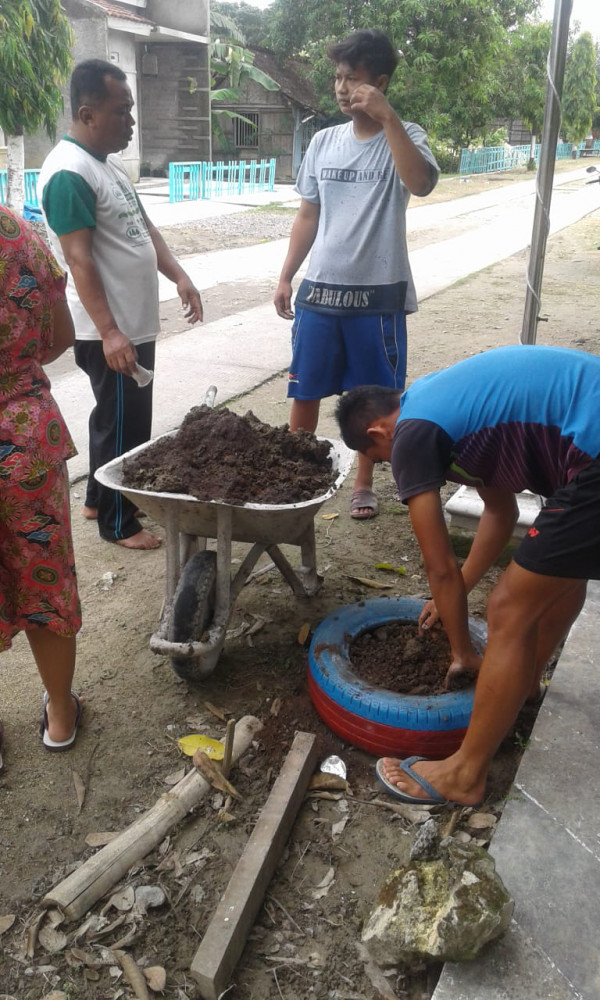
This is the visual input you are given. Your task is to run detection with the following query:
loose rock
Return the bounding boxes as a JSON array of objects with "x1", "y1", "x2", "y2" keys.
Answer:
[{"x1": 362, "y1": 838, "x2": 513, "y2": 964}]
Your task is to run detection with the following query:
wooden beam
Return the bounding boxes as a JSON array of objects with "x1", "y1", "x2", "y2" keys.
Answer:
[{"x1": 190, "y1": 731, "x2": 318, "y2": 1000}]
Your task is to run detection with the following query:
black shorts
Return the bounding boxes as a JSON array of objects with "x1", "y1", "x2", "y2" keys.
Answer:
[{"x1": 514, "y1": 458, "x2": 600, "y2": 579}]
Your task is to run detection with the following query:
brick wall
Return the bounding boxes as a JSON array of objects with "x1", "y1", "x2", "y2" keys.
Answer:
[{"x1": 139, "y1": 43, "x2": 211, "y2": 170}]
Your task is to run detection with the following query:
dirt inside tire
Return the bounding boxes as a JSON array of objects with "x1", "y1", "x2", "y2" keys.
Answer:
[
  {"x1": 350, "y1": 621, "x2": 477, "y2": 695},
  {"x1": 122, "y1": 406, "x2": 335, "y2": 504}
]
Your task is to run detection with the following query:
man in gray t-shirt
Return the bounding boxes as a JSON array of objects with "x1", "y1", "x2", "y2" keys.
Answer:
[{"x1": 274, "y1": 29, "x2": 439, "y2": 520}]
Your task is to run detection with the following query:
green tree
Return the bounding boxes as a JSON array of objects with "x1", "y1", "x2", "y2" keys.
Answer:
[
  {"x1": 211, "y1": 1, "x2": 269, "y2": 48},
  {"x1": 496, "y1": 21, "x2": 553, "y2": 160},
  {"x1": 266, "y1": 0, "x2": 539, "y2": 150},
  {"x1": 209, "y1": 9, "x2": 279, "y2": 153},
  {"x1": 562, "y1": 31, "x2": 598, "y2": 144},
  {"x1": 0, "y1": 0, "x2": 72, "y2": 210}
]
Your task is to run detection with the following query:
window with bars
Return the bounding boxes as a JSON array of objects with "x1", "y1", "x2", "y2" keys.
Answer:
[{"x1": 234, "y1": 112, "x2": 260, "y2": 148}]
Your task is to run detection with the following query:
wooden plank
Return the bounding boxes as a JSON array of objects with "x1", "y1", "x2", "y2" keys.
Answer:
[{"x1": 190, "y1": 731, "x2": 318, "y2": 1000}]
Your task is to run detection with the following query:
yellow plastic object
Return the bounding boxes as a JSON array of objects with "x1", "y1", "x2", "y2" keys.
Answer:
[{"x1": 178, "y1": 734, "x2": 225, "y2": 759}]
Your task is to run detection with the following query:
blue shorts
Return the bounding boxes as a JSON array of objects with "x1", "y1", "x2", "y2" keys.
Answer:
[{"x1": 287, "y1": 308, "x2": 407, "y2": 400}]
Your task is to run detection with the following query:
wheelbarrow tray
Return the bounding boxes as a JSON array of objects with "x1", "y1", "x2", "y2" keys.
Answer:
[{"x1": 95, "y1": 432, "x2": 354, "y2": 545}]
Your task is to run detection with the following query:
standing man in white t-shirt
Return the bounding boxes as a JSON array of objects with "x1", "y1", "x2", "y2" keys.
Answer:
[
  {"x1": 274, "y1": 30, "x2": 439, "y2": 520},
  {"x1": 38, "y1": 59, "x2": 203, "y2": 550}
]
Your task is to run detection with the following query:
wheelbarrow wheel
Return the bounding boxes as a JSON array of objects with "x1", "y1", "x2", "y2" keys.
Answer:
[{"x1": 169, "y1": 550, "x2": 217, "y2": 680}]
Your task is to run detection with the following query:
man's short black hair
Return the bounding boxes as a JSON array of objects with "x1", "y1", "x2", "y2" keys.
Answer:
[
  {"x1": 70, "y1": 59, "x2": 127, "y2": 118},
  {"x1": 328, "y1": 29, "x2": 400, "y2": 82},
  {"x1": 336, "y1": 385, "x2": 401, "y2": 453}
]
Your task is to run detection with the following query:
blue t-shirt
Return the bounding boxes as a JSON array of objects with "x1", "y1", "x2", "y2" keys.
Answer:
[{"x1": 391, "y1": 345, "x2": 600, "y2": 501}]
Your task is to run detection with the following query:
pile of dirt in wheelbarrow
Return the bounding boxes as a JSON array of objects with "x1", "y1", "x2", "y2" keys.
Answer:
[
  {"x1": 350, "y1": 621, "x2": 478, "y2": 695},
  {"x1": 122, "y1": 405, "x2": 335, "y2": 504}
]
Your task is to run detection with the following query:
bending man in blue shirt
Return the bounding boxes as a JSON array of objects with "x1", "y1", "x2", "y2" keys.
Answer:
[{"x1": 336, "y1": 345, "x2": 598, "y2": 806}]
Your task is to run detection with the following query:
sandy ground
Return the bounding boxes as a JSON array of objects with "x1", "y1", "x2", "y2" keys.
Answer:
[{"x1": 1, "y1": 186, "x2": 600, "y2": 1000}]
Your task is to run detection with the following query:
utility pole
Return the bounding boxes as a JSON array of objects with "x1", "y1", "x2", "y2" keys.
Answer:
[{"x1": 520, "y1": 0, "x2": 573, "y2": 344}]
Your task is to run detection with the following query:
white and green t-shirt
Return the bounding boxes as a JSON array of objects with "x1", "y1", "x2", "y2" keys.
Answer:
[
  {"x1": 37, "y1": 138, "x2": 160, "y2": 343},
  {"x1": 295, "y1": 119, "x2": 439, "y2": 315}
]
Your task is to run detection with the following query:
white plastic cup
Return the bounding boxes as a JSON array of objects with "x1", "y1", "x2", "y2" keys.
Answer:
[{"x1": 131, "y1": 364, "x2": 154, "y2": 388}]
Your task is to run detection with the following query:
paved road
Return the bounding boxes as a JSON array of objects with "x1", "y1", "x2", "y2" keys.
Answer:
[{"x1": 48, "y1": 166, "x2": 600, "y2": 481}]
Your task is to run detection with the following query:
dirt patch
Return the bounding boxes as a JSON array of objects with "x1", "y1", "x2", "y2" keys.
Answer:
[
  {"x1": 122, "y1": 407, "x2": 334, "y2": 504},
  {"x1": 351, "y1": 622, "x2": 476, "y2": 695},
  {"x1": 1, "y1": 199, "x2": 599, "y2": 1000}
]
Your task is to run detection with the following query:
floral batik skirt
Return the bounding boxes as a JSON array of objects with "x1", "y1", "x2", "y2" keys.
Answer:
[{"x1": 0, "y1": 461, "x2": 81, "y2": 650}]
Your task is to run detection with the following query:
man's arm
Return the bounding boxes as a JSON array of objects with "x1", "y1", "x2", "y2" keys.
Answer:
[
  {"x1": 59, "y1": 228, "x2": 138, "y2": 374},
  {"x1": 349, "y1": 86, "x2": 436, "y2": 195},
  {"x1": 407, "y1": 489, "x2": 480, "y2": 674},
  {"x1": 460, "y1": 486, "x2": 519, "y2": 591},
  {"x1": 419, "y1": 486, "x2": 518, "y2": 630},
  {"x1": 274, "y1": 199, "x2": 320, "y2": 319},
  {"x1": 42, "y1": 298, "x2": 76, "y2": 364},
  {"x1": 144, "y1": 215, "x2": 203, "y2": 324}
]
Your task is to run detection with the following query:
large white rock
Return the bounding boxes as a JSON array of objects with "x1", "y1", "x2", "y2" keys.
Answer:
[{"x1": 361, "y1": 836, "x2": 513, "y2": 965}]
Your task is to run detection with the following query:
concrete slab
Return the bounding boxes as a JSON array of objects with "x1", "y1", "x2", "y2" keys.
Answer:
[
  {"x1": 445, "y1": 487, "x2": 542, "y2": 538},
  {"x1": 432, "y1": 581, "x2": 600, "y2": 1000}
]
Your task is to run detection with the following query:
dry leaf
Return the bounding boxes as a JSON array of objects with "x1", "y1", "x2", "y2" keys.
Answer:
[
  {"x1": 25, "y1": 909, "x2": 46, "y2": 958},
  {"x1": 204, "y1": 700, "x2": 227, "y2": 722},
  {"x1": 321, "y1": 512, "x2": 339, "y2": 521},
  {"x1": 270, "y1": 697, "x2": 282, "y2": 716},
  {"x1": 72, "y1": 770, "x2": 86, "y2": 814},
  {"x1": 297, "y1": 623, "x2": 311, "y2": 644},
  {"x1": 0, "y1": 914, "x2": 16, "y2": 935},
  {"x1": 41, "y1": 993, "x2": 68, "y2": 1000},
  {"x1": 107, "y1": 886, "x2": 135, "y2": 912},
  {"x1": 309, "y1": 774, "x2": 347, "y2": 792},
  {"x1": 347, "y1": 575, "x2": 395, "y2": 590},
  {"x1": 163, "y1": 767, "x2": 186, "y2": 786},
  {"x1": 144, "y1": 966, "x2": 167, "y2": 992},
  {"x1": 193, "y1": 750, "x2": 242, "y2": 800},
  {"x1": 311, "y1": 866, "x2": 335, "y2": 899},
  {"x1": 85, "y1": 831, "x2": 119, "y2": 848},
  {"x1": 332, "y1": 817, "x2": 349, "y2": 838},
  {"x1": 356, "y1": 943, "x2": 397, "y2": 1000},
  {"x1": 70, "y1": 946, "x2": 103, "y2": 969},
  {"x1": 156, "y1": 851, "x2": 184, "y2": 877},
  {"x1": 466, "y1": 812, "x2": 498, "y2": 829},
  {"x1": 38, "y1": 924, "x2": 68, "y2": 954}
]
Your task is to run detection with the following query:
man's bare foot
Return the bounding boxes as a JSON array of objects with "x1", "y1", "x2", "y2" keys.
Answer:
[
  {"x1": 114, "y1": 529, "x2": 162, "y2": 550},
  {"x1": 83, "y1": 506, "x2": 98, "y2": 520},
  {"x1": 380, "y1": 756, "x2": 484, "y2": 807}
]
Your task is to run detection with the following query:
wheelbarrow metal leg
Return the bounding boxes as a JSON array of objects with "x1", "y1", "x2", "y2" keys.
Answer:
[
  {"x1": 165, "y1": 506, "x2": 181, "y2": 604},
  {"x1": 215, "y1": 505, "x2": 233, "y2": 621}
]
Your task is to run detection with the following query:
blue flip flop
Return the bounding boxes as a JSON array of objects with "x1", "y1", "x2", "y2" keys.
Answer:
[
  {"x1": 41, "y1": 692, "x2": 83, "y2": 752},
  {"x1": 376, "y1": 755, "x2": 468, "y2": 807}
]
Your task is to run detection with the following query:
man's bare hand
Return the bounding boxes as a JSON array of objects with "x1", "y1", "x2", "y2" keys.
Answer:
[
  {"x1": 443, "y1": 650, "x2": 482, "y2": 691},
  {"x1": 102, "y1": 328, "x2": 138, "y2": 374},
  {"x1": 177, "y1": 276, "x2": 203, "y2": 324},
  {"x1": 274, "y1": 279, "x2": 294, "y2": 319},
  {"x1": 418, "y1": 599, "x2": 440, "y2": 633},
  {"x1": 349, "y1": 84, "x2": 394, "y2": 125}
]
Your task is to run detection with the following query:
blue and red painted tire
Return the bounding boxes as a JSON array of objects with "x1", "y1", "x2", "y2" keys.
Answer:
[{"x1": 308, "y1": 597, "x2": 487, "y2": 759}]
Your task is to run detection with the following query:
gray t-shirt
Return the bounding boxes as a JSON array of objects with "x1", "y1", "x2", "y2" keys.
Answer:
[{"x1": 295, "y1": 119, "x2": 439, "y2": 315}]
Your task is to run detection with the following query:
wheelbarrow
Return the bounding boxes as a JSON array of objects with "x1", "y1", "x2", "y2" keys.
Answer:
[{"x1": 95, "y1": 427, "x2": 354, "y2": 679}]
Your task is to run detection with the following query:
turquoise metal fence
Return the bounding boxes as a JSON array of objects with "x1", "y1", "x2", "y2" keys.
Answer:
[
  {"x1": 459, "y1": 141, "x2": 600, "y2": 175},
  {"x1": 169, "y1": 158, "x2": 276, "y2": 202},
  {"x1": 0, "y1": 169, "x2": 41, "y2": 206}
]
